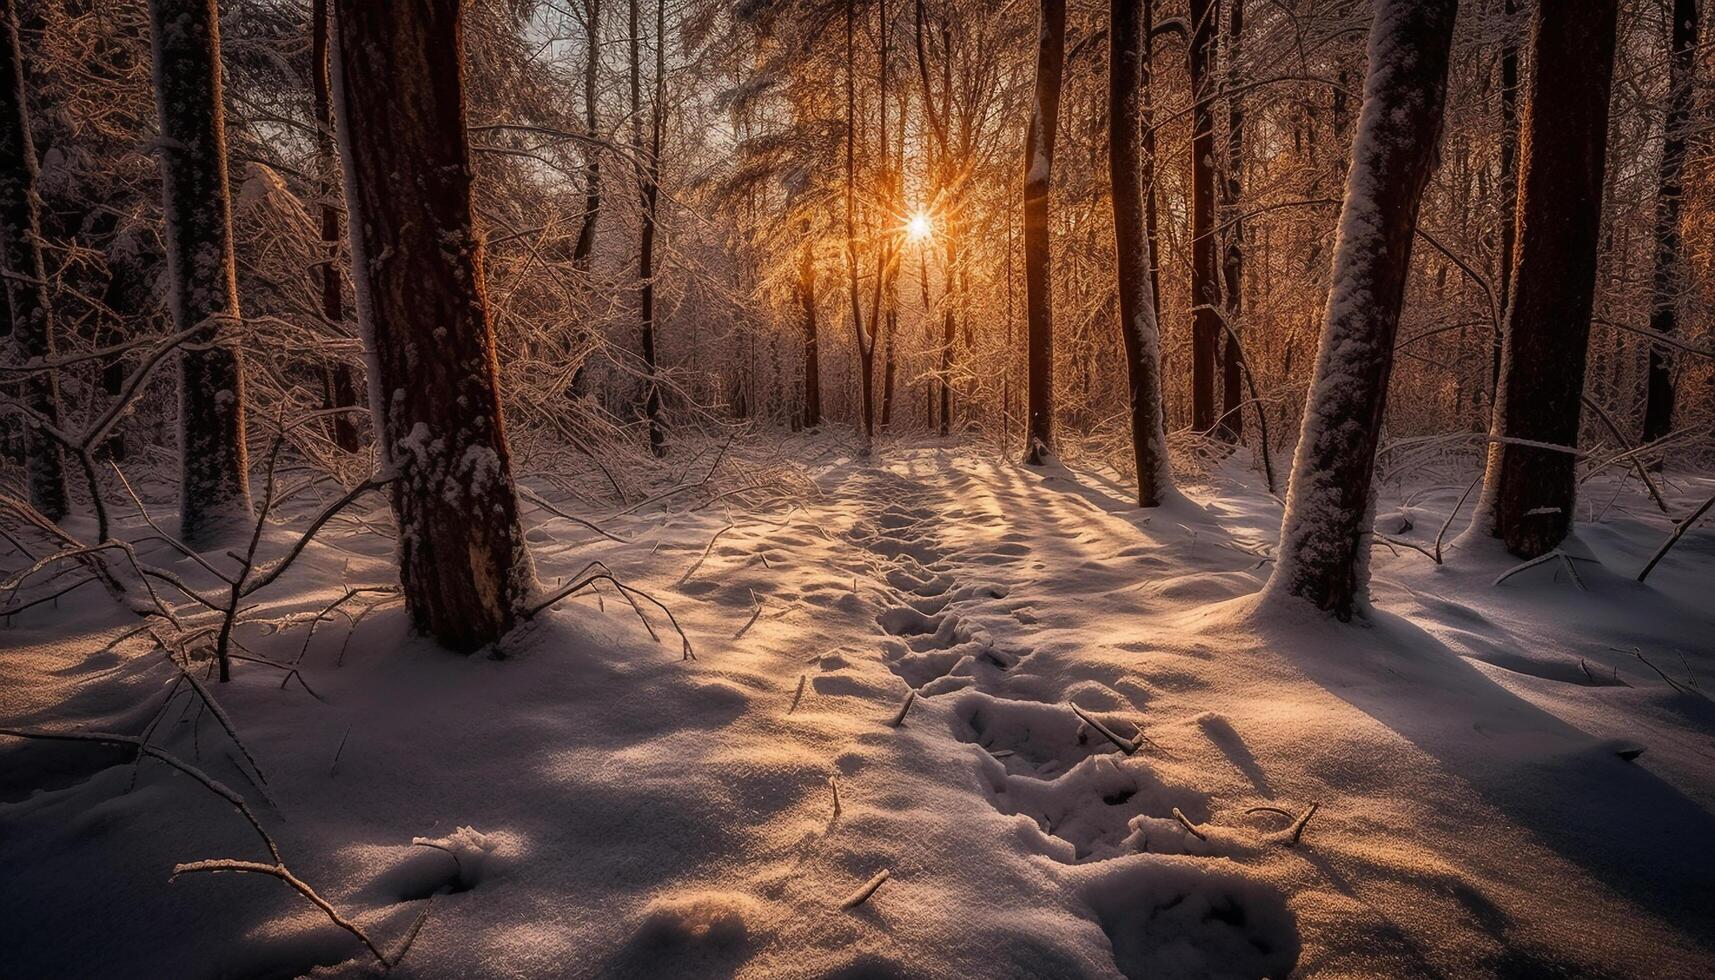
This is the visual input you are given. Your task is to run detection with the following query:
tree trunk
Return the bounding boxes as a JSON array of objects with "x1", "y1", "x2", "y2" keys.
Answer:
[
  {"x1": 1475, "y1": 0, "x2": 1619, "y2": 559},
  {"x1": 939, "y1": 222, "x2": 955, "y2": 437},
  {"x1": 0, "y1": 0, "x2": 66, "y2": 519},
  {"x1": 636, "y1": 0, "x2": 666, "y2": 457},
  {"x1": 311, "y1": 0, "x2": 360, "y2": 453},
  {"x1": 331, "y1": 0, "x2": 535, "y2": 651},
  {"x1": 1188, "y1": 0, "x2": 1221, "y2": 435},
  {"x1": 1142, "y1": 0, "x2": 1163, "y2": 322},
  {"x1": 1642, "y1": 0, "x2": 1698, "y2": 447},
  {"x1": 1110, "y1": 0, "x2": 1173, "y2": 506},
  {"x1": 1268, "y1": 0, "x2": 1457, "y2": 620},
  {"x1": 1218, "y1": 0, "x2": 1244, "y2": 441},
  {"x1": 846, "y1": 0, "x2": 876, "y2": 443},
  {"x1": 1022, "y1": 0, "x2": 1065, "y2": 465},
  {"x1": 1489, "y1": 0, "x2": 1518, "y2": 404},
  {"x1": 572, "y1": 0, "x2": 601, "y2": 271},
  {"x1": 149, "y1": 0, "x2": 251, "y2": 543},
  {"x1": 799, "y1": 246, "x2": 820, "y2": 429}
]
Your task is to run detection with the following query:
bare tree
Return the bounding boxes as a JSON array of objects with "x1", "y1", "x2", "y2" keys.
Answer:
[
  {"x1": 1110, "y1": 0, "x2": 1173, "y2": 506},
  {"x1": 1642, "y1": 0, "x2": 1699, "y2": 447},
  {"x1": 1022, "y1": 0, "x2": 1065, "y2": 465},
  {"x1": 1474, "y1": 0, "x2": 1620, "y2": 559},
  {"x1": 1218, "y1": 0, "x2": 1244, "y2": 441},
  {"x1": 1188, "y1": 0, "x2": 1221, "y2": 435},
  {"x1": 0, "y1": 0, "x2": 67, "y2": 519},
  {"x1": 310, "y1": 0, "x2": 359, "y2": 453},
  {"x1": 637, "y1": 0, "x2": 666, "y2": 457},
  {"x1": 149, "y1": 0, "x2": 252, "y2": 542},
  {"x1": 1267, "y1": 0, "x2": 1458, "y2": 619},
  {"x1": 331, "y1": 0, "x2": 536, "y2": 651}
]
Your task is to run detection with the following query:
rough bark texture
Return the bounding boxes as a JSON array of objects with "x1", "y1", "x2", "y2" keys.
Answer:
[
  {"x1": 1268, "y1": 0, "x2": 1457, "y2": 619},
  {"x1": 1478, "y1": 0, "x2": 1619, "y2": 559},
  {"x1": 1110, "y1": 0, "x2": 1173, "y2": 506},
  {"x1": 1642, "y1": 0, "x2": 1699, "y2": 446},
  {"x1": 332, "y1": 0, "x2": 535, "y2": 651},
  {"x1": 311, "y1": 0, "x2": 359, "y2": 453},
  {"x1": 1188, "y1": 0, "x2": 1221, "y2": 435},
  {"x1": 149, "y1": 0, "x2": 251, "y2": 542},
  {"x1": 0, "y1": 0, "x2": 67, "y2": 519},
  {"x1": 1022, "y1": 0, "x2": 1064, "y2": 465}
]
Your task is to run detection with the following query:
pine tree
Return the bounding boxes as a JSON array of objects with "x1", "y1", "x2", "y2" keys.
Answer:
[{"x1": 331, "y1": 0, "x2": 536, "y2": 651}]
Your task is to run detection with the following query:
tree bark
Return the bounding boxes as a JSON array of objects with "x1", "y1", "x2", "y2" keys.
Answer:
[
  {"x1": 799, "y1": 246, "x2": 820, "y2": 429},
  {"x1": 311, "y1": 0, "x2": 360, "y2": 453},
  {"x1": 0, "y1": 0, "x2": 67, "y2": 519},
  {"x1": 1268, "y1": 0, "x2": 1457, "y2": 620},
  {"x1": 1022, "y1": 0, "x2": 1065, "y2": 465},
  {"x1": 846, "y1": 0, "x2": 876, "y2": 444},
  {"x1": 1188, "y1": 0, "x2": 1221, "y2": 435},
  {"x1": 331, "y1": 0, "x2": 535, "y2": 651},
  {"x1": 572, "y1": 0, "x2": 601, "y2": 272},
  {"x1": 1110, "y1": 0, "x2": 1173, "y2": 506},
  {"x1": 149, "y1": 0, "x2": 251, "y2": 543},
  {"x1": 1218, "y1": 0, "x2": 1244, "y2": 441},
  {"x1": 1489, "y1": 0, "x2": 1519, "y2": 404},
  {"x1": 1642, "y1": 0, "x2": 1698, "y2": 447},
  {"x1": 1476, "y1": 0, "x2": 1620, "y2": 559},
  {"x1": 636, "y1": 0, "x2": 665, "y2": 457}
]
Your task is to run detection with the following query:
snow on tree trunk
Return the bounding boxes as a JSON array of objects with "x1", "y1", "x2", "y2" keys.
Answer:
[
  {"x1": 148, "y1": 0, "x2": 251, "y2": 543},
  {"x1": 1109, "y1": 0, "x2": 1173, "y2": 506},
  {"x1": 1473, "y1": 0, "x2": 1619, "y2": 559},
  {"x1": 1022, "y1": 0, "x2": 1064, "y2": 465},
  {"x1": 331, "y1": 0, "x2": 536, "y2": 652},
  {"x1": 1188, "y1": 0, "x2": 1222, "y2": 437},
  {"x1": 1488, "y1": 0, "x2": 1519, "y2": 403},
  {"x1": 1642, "y1": 0, "x2": 1699, "y2": 447},
  {"x1": 1266, "y1": 0, "x2": 1457, "y2": 620},
  {"x1": 0, "y1": 0, "x2": 67, "y2": 520}
]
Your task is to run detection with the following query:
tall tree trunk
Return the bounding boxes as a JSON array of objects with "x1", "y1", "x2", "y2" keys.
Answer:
[
  {"x1": 1642, "y1": 0, "x2": 1698, "y2": 447},
  {"x1": 1188, "y1": 0, "x2": 1221, "y2": 435},
  {"x1": 939, "y1": 221, "x2": 955, "y2": 437},
  {"x1": 1489, "y1": 0, "x2": 1519, "y2": 404},
  {"x1": 331, "y1": 0, "x2": 535, "y2": 651},
  {"x1": 799, "y1": 246, "x2": 820, "y2": 429},
  {"x1": 572, "y1": 0, "x2": 601, "y2": 271},
  {"x1": 1022, "y1": 0, "x2": 1065, "y2": 465},
  {"x1": 1474, "y1": 0, "x2": 1619, "y2": 559},
  {"x1": 846, "y1": 0, "x2": 876, "y2": 443},
  {"x1": 1218, "y1": 0, "x2": 1244, "y2": 441},
  {"x1": 311, "y1": 0, "x2": 360, "y2": 453},
  {"x1": 1142, "y1": 0, "x2": 1163, "y2": 322},
  {"x1": 0, "y1": 0, "x2": 67, "y2": 519},
  {"x1": 149, "y1": 0, "x2": 251, "y2": 543},
  {"x1": 1110, "y1": 0, "x2": 1173, "y2": 506},
  {"x1": 1267, "y1": 0, "x2": 1457, "y2": 620},
  {"x1": 636, "y1": 0, "x2": 665, "y2": 457}
]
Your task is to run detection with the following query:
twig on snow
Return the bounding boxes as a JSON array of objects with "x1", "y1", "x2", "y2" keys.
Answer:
[{"x1": 840, "y1": 869, "x2": 890, "y2": 910}]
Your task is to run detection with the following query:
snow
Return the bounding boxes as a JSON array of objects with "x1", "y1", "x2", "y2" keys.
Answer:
[{"x1": 3, "y1": 444, "x2": 1713, "y2": 977}]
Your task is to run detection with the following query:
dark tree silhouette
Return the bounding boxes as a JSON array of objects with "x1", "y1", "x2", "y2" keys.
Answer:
[
  {"x1": 1477, "y1": 0, "x2": 1620, "y2": 559},
  {"x1": 1642, "y1": 0, "x2": 1699, "y2": 447},
  {"x1": 149, "y1": 0, "x2": 252, "y2": 542},
  {"x1": 310, "y1": 0, "x2": 360, "y2": 453},
  {"x1": 0, "y1": 0, "x2": 67, "y2": 519},
  {"x1": 1188, "y1": 0, "x2": 1221, "y2": 435}
]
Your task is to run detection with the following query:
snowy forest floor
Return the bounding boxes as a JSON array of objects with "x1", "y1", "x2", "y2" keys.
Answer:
[{"x1": 4, "y1": 440, "x2": 1714, "y2": 979}]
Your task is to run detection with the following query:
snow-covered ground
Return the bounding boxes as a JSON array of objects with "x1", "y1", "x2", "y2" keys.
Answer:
[{"x1": 4, "y1": 443, "x2": 1713, "y2": 978}]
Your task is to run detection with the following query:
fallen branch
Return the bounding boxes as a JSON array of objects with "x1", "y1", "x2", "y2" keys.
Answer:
[
  {"x1": 1171, "y1": 807, "x2": 1207, "y2": 841},
  {"x1": 840, "y1": 869, "x2": 890, "y2": 910},
  {"x1": 1069, "y1": 702, "x2": 1142, "y2": 755},
  {"x1": 888, "y1": 690, "x2": 917, "y2": 728},
  {"x1": 1636, "y1": 491, "x2": 1715, "y2": 583}
]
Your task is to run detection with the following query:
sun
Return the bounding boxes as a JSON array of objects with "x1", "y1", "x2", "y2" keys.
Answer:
[{"x1": 906, "y1": 211, "x2": 933, "y2": 241}]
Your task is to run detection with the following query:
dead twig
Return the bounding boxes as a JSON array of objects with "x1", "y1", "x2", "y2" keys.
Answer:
[{"x1": 840, "y1": 869, "x2": 890, "y2": 910}]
